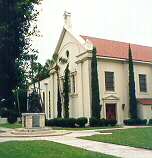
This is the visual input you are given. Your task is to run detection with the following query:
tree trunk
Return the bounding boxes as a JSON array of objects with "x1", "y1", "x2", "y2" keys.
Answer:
[{"x1": 56, "y1": 71, "x2": 65, "y2": 118}]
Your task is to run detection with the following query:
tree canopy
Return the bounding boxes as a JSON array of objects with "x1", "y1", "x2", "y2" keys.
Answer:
[{"x1": 0, "y1": 0, "x2": 42, "y2": 111}]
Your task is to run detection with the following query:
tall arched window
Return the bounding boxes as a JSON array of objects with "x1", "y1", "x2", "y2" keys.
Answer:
[{"x1": 66, "y1": 50, "x2": 69, "y2": 58}]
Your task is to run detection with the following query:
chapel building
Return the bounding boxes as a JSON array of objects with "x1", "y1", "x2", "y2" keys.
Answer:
[{"x1": 28, "y1": 12, "x2": 152, "y2": 124}]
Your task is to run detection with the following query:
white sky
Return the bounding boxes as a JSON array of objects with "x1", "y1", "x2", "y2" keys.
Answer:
[{"x1": 32, "y1": 0, "x2": 152, "y2": 65}]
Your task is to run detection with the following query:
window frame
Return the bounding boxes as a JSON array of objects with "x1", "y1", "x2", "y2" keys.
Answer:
[
  {"x1": 70, "y1": 71, "x2": 77, "y2": 94},
  {"x1": 105, "y1": 71, "x2": 115, "y2": 91},
  {"x1": 139, "y1": 74, "x2": 147, "y2": 92}
]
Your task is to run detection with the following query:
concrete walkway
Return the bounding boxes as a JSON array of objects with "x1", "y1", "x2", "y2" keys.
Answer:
[{"x1": 0, "y1": 127, "x2": 151, "y2": 158}]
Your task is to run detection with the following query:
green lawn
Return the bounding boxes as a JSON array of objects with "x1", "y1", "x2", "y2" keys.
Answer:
[
  {"x1": 79, "y1": 127, "x2": 152, "y2": 150},
  {"x1": 0, "y1": 124, "x2": 22, "y2": 129},
  {"x1": 52, "y1": 126, "x2": 121, "y2": 130},
  {"x1": 0, "y1": 140, "x2": 118, "y2": 158},
  {"x1": 0, "y1": 124, "x2": 121, "y2": 130},
  {"x1": 0, "y1": 130, "x2": 5, "y2": 133}
]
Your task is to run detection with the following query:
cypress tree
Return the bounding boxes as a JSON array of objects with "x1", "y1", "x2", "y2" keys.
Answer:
[
  {"x1": 128, "y1": 45, "x2": 138, "y2": 119},
  {"x1": 63, "y1": 64, "x2": 70, "y2": 118},
  {"x1": 91, "y1": 47, "x2": 101, "y2": 119}
]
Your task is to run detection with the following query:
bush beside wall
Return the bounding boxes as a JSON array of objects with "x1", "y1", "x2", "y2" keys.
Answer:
[
  {"x1": 123, "y1": 118, "x2": 148, "y2": 126},
  {"x1": 89, "y1": 117, "x2": 99, "y2": 127},
  {"x1": 76, "y1": 117, "x2": 88, "y2": 127},
  {"x1": 149, "y1": 119, "x2": 152, "y2": 124},
  {"x1": 65, "y1": 118, "x2": 76, "y2": 128}
]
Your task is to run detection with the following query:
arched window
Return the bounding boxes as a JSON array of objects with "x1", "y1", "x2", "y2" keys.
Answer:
[{"x1": 66, "y1": 50, "x2": 69, "y2": 58}]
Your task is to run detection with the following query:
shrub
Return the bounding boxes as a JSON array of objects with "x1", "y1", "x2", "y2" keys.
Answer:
[
  {"x1": 76, "y1": 117, "x2": 88, "y2": 127},
  {"x1": 142, "y1": 119, "x2": 147, "y2": 125},
  {"x1": 51, "y1": 118, "x2": 58, "y2": 126},
  {"x1": 7, "y1": 116, "x2": 17, "y2": 124},
  {"x1": 57, "y1": 118, "x2": 66, "y2": 127},
  {"x1": 149, "y1": 119, "x2": 152, "y2": 124},
  {"x1": 104, "y1": 119, "x2": 110, "y2": 126},
  {"x1": 99, "y1": 118, "x2": 105, "y2": 126},
  {"x1": 0, "y1": 108, "x2": 8, "y2": 118},
  {"x1": 45, "y1": 119, "x2": 49, "y2": 126},
  {"x1": 65, "y1": 118, "x2": 76, "y2": 127},
  {"x1": 7, "y1": 109, "x2": 18, "y2": 117},
  {"x1": 45, "y1": 119, "x2": 52, "y2": 126},
  {"x1": 89, "y1": 117, "x2": 99, "y2": 127},
  {"x1": 109, "y1": 119, "x2": 117, "y2": 126},
  {"x1": 135, "y1": 118, "x2": 143, "y2": 125},
  {"x1": 123, "y1": 119, "x2": 128, "y2": 125},
  {"x1": 128, "y1": 119, "x2": 136, "y2": 126}
]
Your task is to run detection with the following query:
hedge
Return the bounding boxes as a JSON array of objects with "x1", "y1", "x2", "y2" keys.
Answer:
[
  {"x1": 123, "y1": 118, "x2": 148, "y2": 126},
  {"x1": 76, "y1": 117, "x2": 88, "y2": 127}
]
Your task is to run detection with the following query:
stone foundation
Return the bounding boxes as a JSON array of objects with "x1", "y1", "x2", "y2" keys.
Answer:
[{"x1": 22, "y1": 113, "x2": 45, "y2": 128}]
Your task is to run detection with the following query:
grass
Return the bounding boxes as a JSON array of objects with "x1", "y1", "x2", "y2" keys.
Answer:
[
  {"x1": 51, "y1": 126, "x2": 121, "y2": 130},
  {"x1": 0, "y1": 140, "x2": 118, "y2": 158},
  {"x1": 79, "y1": 127, "x2": 152, "y2": 150},
  {"x1": 0, "y1": 130, "x2": 5, "y2": 133},
  {"x1": 0, "y1": 124, "x2": 22, "y2": 129},
  {"x1": 0, "y1": 124, "x2": 121, "y2": 130}
]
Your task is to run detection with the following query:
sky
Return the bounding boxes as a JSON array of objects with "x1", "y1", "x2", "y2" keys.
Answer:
[{"x1": 31, "y1": 0, "x2": 152, "y2": 65}]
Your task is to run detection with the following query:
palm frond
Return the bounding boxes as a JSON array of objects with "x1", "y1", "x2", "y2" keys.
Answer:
[
  {"x1": 59, "y1": 57, "x2": 68, "y2": 64},
  {"x1": 53, "y1": 53, "x2": 59, "y2": 63}
]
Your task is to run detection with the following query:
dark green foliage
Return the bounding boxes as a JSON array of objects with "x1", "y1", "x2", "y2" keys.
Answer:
[
  {"x1": 142, "y1": 119, "x2": 147, "y2": 125},
  {"x1": 123, "y1": 118, "x2": 146, "y2": 125},
  {"x1": 149, "y1": 119, "x2": 152, "y2": 124},
  {"x1": 7, "y1": 116, "x2": 17, "y2": 124},
  {"x1": 65, "y1": 118, "x2": 76, "y2": 127},
  {"x1": 0, "y1": 0, "x2": 41, "y2": 111},
  {"x1": 123, "y1": 119, "x2": 128, "y2": 125},
  {"x1": 0, "y1": 108, "x2": 8, "y2": 118},
  {"x1": 63, "y1": 64, "x2": 70, "y2": 118},
  {"x1": 27, "y1": 90, "x2": 42, "y2": 113},
  {"x1": 57, "y1": 86, "x2": 62, "y2": 118},
  {"x1": 91, "y1": 47, "x2": 101, "y2": 119},
  {"x1": 76, "y1": 117, "x2": 88, "y2": 127},
  {"x1": 128, "y1": 119, "x2": 136, "y2": 126},
  {"x1": 51, "y1": 118, "x2": 58, "y2": 126},
  {"x1": 89, "y1": 117, "x2": 99, "y2": 127},
  {"x1": 0, "y1": 108, "x2": 19, "y2": 119},
  {"x1": 45, "y1": 119, "x2": 49, "y2": 126},
  {"x1": 7, "y1": 109, "x2": 18, "y2": 124},
  {"x1": 99, "y1": 118, "x2": 105, "y2": 126},
  {"x1": 57, "y1": 118, "x2": 66, "y2": 127},
  {"x1": 135, "y1": 118, "x2": 142, "y2": 125},
  {"x1": 46, "y1": 119, "x2": 53, "y2": 126},
  {"x1": 99, "y1": 119, "x2": 117, "y2": 126},
  {"x1": 46, "y1": 118, "x2": 58, "y2": 126},
  {"x1": 109, "y1": 119, "x2": 117, "y2": 126},
  {"x1": 104, "y1": 119, "x2": 110, "y2": 126},
  {"x1": 128, "y1": 45, "x2": 138, "y2": 119},
  {"x1": 31, "y1": 62, "x2": 50, "y2": 83}
]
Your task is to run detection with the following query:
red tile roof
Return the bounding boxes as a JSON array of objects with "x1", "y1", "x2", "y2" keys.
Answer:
[
  {"x1": 137, "y1": 99, "x2": 152, "y2": 105},
  {"x1": 81, "y1": 35, "x2": 152, "y2": 62}
]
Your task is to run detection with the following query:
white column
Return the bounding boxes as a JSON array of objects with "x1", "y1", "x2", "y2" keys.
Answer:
[
  {"x1": 77, "y1": 61, "x2": 84, "y2": 117},
  {"x1": 44, "y1": 83, "x2": 48, "y2": 119}
]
